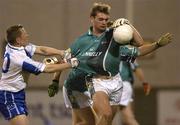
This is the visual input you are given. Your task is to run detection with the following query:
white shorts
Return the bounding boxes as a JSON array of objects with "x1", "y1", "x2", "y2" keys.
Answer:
[
  {"x1": 120, "y1": 81, "x2": 133, "y2": 106},
  {"x1": 63, "y1": 86, "x2": 92, "y2": 109},
  {"x1": 92, "y1": 74, "x2": 123, "y2": 105},
  {"x1": 63, "y1": 74, "x2": 124, "y2": 108}
]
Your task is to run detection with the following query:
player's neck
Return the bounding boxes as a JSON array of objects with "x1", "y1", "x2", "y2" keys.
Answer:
[
  {"x1": 93, "y1": 29, "x2": 104, "y2": 37},
  {"x1": 10, "y1": 42, "x2": 24, "y2": 48}
]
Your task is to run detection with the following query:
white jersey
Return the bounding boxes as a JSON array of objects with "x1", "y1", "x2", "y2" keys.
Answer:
[{"x1": 0, "y1": 43, "x2": 45, "y2": 92}]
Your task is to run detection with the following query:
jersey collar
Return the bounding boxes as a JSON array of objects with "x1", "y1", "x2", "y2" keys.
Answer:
[
  {"x1": 88, "y1": 26, "x2": 110, "y2": 36},
  {"x1": 7, "y1": 43, "x2": 24, "y2": 50}
]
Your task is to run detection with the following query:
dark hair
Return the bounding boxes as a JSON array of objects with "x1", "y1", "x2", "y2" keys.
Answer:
[
  {"x1": 6, "y1": 24, "x2": 23, "y2": 45},
  {"x1": 90, "y1": 2, "x2": 111, "y2": 17}
]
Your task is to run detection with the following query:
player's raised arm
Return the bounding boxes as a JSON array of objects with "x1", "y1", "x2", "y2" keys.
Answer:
[
  {"x1": 138, "y1": 33, "x2": 173, "y2": 56},
  {"x1": 112, "y1": 18, "x2": 144, "y2": 47}
]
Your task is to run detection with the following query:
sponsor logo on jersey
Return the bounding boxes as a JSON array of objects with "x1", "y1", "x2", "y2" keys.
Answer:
[
  {"x1": 101, "y1": 41, "x2": 108, "y2": 44},
  {"x1": 81, "y1": 52, "x2": 102, "y2": 57}
]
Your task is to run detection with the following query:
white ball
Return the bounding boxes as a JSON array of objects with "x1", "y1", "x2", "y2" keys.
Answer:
[{"x1": 113, "y1": 24, "x2": 133, "y2": 44}]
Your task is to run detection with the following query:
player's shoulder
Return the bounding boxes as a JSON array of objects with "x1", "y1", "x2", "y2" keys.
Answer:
[
  {"x1": 24, "y1": 43, "x2": 36, "y2": 50},
  {"x1": 76, "y1": 32, "x2": 89, "y2": 41}
]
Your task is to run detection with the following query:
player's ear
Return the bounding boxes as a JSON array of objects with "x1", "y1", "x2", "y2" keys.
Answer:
[
  {"x1": 16, "y1": 37, "x2": 21, "y2": 45},
  {"x1": 90, "y1": 16, "x2": 95, "y2": 23}
]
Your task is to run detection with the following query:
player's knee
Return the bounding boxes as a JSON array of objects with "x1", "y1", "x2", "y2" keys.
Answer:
[{"x1": 100, "y1": 110, "x2": 113, "y2": 121}]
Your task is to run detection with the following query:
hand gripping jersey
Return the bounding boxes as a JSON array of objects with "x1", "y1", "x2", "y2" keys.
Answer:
[
  {"x1": 70, "y1": 28, "x2": 140, "y2": 76},
  {"x1": 0, "y1": 43, "x2": 45, "y2": 92}
]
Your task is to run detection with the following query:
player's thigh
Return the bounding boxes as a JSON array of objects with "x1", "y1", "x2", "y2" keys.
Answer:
[
  {"x1": 72, "y1": 107, "x2": 95, "y2": 125},
  {"x1": 9, "y1": 114, "x2": 29, "y2": 125},
  {"x1": 121, "y1": 102, "x2": 135, "y2": 119},
  {"x1": 92, "y1": 91, "x2": 112, "y2": 116}
]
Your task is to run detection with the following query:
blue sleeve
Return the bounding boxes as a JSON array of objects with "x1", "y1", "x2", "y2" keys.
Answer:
[{"x1": 21, "y1": 58, "x2": 45, "y2": 75}]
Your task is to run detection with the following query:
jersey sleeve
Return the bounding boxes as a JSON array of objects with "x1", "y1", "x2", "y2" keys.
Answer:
[
  {"x1": 12, "y1": 53, "x2": 45, "y2": 75},
  {"x1": 24, "y1": 43, "x2": 36, "y2": 58},
  {"x1": 119, "y1": 45, "x2": 140, "y2": 63}
]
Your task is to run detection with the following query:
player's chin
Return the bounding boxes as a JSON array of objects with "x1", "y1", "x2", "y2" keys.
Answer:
[{"x1": 99, "y1": 27, "x2": 106, "y2": 32}]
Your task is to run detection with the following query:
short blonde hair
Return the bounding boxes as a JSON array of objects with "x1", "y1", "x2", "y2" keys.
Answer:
[{"x1": 6, "y1": 24, "x2": 23, "y2": 45}]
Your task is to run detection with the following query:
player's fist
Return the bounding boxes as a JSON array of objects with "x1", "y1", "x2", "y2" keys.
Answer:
[
  {"x1": 69, "y1": 58, "x2": 79, "y2": 68},
  {"x1": 143, "y1": 82, "x2": 151, "y2": 96},
  {"x1": 112, "y1": 18, "x2": 130, "y2": 28},
  {"x1": 43, "y1": 57, "x2": 58, "y2": 64},
  {"x1": 48, "y1": 80, "x2": 59, "y2": 97},
  {"x1": 156, "y1": 33, "x2": 173, "y2": 47}
]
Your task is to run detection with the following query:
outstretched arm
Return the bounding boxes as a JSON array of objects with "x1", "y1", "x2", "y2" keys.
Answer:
[
  {"x1": 35, "y1": 46, "x2": 64, "y2": 57},
  {"x1": 138, "y1": 33, "x2": 172, "y2": 56},
  {"x1": 43, "y1": 57, "x2": 78, "y2": 73},
  {"x1": 43, "y1": 63, "x2": 71, "y2": 73}
]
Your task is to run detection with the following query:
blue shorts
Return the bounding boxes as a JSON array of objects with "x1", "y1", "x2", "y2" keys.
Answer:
[{"x1": 0, "y1": 89, "x2": 28, "y2": 120}]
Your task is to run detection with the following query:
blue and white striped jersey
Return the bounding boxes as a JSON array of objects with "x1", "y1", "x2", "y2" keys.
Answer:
[{"x1": 0, "y1": 43, "x2": 45, "y2": 92}]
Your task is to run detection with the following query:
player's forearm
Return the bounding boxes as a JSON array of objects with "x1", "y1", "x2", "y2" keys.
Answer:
[
  {"x1": 138, "y1": 42, "x2": 158, "y2": 56},
  {"x1": 43, "y1": 63, "x2": 71, "y2": 73},
  {"x1": 135, "y1": 68, "x2": 146, "y2": 82},
  {"x1": 53, "y1": 72, "x2": 61, "y2": 81},
  {"x1": 36, "y1": 46, "x2": 64, "y2": 57}
]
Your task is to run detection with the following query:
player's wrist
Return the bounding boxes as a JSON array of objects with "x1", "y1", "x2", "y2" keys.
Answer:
[
  {"x1": 155, "y1": 41, "x2": 161, "y2": 48},
  {"x1": 142, "y1": 82, "x2": 148, "y2": 85},
  {"x1": 52, "y1": 79, "x2": 59, "y2": 84}
]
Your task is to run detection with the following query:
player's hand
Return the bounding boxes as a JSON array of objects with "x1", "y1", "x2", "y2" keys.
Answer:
[
  {"x1": 63, "y1": 48, "x2": 72, "y2": 62},
  {"x1": 112, "y1": 18, "x2": 130, "y2": 28},
  {"x1": 43, "y1": 57, "x2": 58, "y2": 64},
  {"x1": 48, "y1": 80, "x2": 59, "y2": 97},
  {"x1": 68, "y1": 58, "x2": 79, "y2": 68},
  {"x1": 107, "y1": 21, "x2": 114, "y2": 28},
  {"x1": 143, "y1": 82, "x2": 151, "y2": 96},
  {"x1": 156, "y1": 33, "x2": 173, "y2": 47}
]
